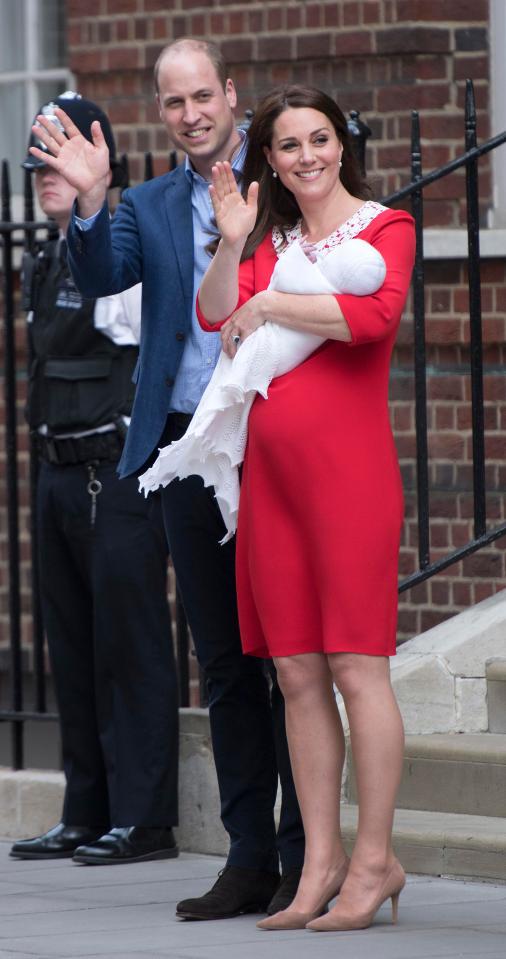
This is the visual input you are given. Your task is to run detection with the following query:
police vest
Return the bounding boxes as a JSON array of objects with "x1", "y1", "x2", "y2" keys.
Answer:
[{"x1": 26, "y1": 239, "x2": 138, "y2": 434}]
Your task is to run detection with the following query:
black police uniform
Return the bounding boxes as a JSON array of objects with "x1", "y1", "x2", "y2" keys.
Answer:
[{"x1": 26, "y1": 237, "x2": 179, "y2": 829}]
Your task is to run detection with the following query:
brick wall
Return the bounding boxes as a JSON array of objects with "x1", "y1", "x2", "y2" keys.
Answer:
[{"x1": 1, "y1": 1, "x2": 504, "y2": 673}]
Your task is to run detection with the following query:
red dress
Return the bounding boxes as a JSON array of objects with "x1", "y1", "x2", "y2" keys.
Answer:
[{"x1": 199, "y1": 205, "x2": 415, "y2": 658}]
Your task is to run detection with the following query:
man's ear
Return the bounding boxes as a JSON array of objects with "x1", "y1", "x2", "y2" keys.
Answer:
[
  {"x1": 225, "y1": 79, "x2": 237, "y2": 111},
  {"x1": 155, "y1": 93, "x2": 162, "y2": 121},
  {"x1": 106, "y1": 169, "x2": 113, "y2": 188}
]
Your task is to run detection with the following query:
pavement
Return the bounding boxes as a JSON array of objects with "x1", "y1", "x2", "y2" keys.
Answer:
[{"x1": 1, "y1": 840, "x2": 505, "y2": 959}]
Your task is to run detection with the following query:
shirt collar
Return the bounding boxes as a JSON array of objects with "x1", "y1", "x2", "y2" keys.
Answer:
[{"x1": 184, "y1": 127, "x2": 247, "y2": 184}]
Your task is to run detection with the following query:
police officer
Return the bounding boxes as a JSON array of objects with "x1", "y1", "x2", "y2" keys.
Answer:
[{"x1": 10, "y1": 93, "x2": 179, "y2": 865}]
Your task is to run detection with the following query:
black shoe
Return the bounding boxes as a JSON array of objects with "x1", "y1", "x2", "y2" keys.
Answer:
[
  {"x1": 176, "y1": 865, "x2": 280, "y2": 920},
  {"x1": 72, "y1": 826, "x2": 179, "y2": 865},
  {"x1": 9, "y1": 823, "x2": 105, "y2": 860},
  {"x1": 267, "y1": 866, "x2": 303, "y2": 914}
]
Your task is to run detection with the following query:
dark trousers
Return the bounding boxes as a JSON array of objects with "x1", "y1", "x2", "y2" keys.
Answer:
[
  {"x1": 37, "y1": 459, "x2": 179, "y2": 828},
  {"x1": 159, "y1": 415, "x2": 304, "y2": 873}
]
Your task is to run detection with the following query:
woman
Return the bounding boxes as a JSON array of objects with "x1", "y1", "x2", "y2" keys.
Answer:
[{"x1": 198, "y1": 85, "x2": 415, "y2": 932}]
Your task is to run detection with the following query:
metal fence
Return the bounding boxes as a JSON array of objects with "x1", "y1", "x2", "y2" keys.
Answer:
[{"x1": 1, "y1": 81, "x2": 505, "y2": 768}]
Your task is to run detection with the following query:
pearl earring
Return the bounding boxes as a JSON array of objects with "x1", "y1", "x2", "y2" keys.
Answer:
[
  {"x1": 272, "y1": 170, "x2": 278, "y2": 178},
  {"x1": 339, "y1": 160, "x2": 343, "y2": 168}
]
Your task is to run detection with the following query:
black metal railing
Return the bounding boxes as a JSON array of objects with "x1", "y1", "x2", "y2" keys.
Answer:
[
  {"x1": 1, "y1": 86, "x2": 505, "y2": 768},
  {"x1": 382, "y1": 80, "x2": 506, "y2": 592}
]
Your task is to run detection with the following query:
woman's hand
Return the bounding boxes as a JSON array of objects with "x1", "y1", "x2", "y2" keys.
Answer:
[
  {"x1": 209, "y1": 161, "x2": 259, "y2": 250},
  {"x1": 221, "y1": 291, "x2": 271, "y2": 358}
]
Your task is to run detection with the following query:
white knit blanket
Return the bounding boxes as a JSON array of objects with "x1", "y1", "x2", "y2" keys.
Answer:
[{"x1": 139, "y1": 237, "x2": 386, "y2": 542}]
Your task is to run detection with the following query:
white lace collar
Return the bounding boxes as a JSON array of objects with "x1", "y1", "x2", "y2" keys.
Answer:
[{"x1": 272, "y1": 200, "x2": 388, "y2": 257}]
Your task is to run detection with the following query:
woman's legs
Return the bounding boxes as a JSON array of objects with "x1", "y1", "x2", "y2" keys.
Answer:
[
  {"x1": 272, "y1": 653, "x2": 348, "y2": 912},
  {"x1": 322, "y1": 652, "x2": 405, "y2": 920}
]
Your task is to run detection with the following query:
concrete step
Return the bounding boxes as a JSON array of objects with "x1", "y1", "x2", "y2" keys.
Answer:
[
  {"x1": 341, "y1": 804, "x2": 506, "y2": 882},
  {"x1": 487, "y1": 660, "x2": 506, "y2": 733},
  {"x1": 348, "y1": 733, "x2": 506, "y2": 818}
]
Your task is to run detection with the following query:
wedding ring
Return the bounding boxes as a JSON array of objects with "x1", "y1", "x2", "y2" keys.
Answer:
[{"x1": 232, "y1": 334, "x2": 241, "y2": 345}]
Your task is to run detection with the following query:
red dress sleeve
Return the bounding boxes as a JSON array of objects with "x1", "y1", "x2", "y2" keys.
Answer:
[
  {"x1": 196, "y1": 234, "x2": 278, "y2": 332},
  {"x1": 335, "y1": 209, "x2": 415, "y2": 346}
]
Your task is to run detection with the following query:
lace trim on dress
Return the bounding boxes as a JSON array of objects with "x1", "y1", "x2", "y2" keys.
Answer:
[{"x1": 272, "y1": 200, "x2": 388, "y2": 257}]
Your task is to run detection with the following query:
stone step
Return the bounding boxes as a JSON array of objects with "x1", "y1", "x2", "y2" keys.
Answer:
[
  {"x1": 341, "y1": 804, "x2": 506, "y2": 883},
  {"x1": 487, "y1": 659, "x2": 506, "y2": 733},
  {"x1": 348, "y1": 733, "x2": 506, "y2": 818}
]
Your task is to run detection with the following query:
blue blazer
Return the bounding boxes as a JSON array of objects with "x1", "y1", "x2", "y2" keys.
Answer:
[{"x1": 67, "y1": 164, "x2": 194, "y2": 477}]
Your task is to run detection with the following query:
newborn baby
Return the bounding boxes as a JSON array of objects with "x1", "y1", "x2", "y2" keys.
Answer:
[{"x1": 139, "y1": 237, "x2": 386, "y2": 542}]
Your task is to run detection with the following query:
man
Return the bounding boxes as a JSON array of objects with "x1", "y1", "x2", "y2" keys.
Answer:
[
  {"x1": 29, "y1": 42, "x2": 304, "y2": 920},
  {"x1": 10, "y1": 93, "x2": 179, "y2": 867}
]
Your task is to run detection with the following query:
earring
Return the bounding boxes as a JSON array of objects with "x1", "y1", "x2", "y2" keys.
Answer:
[
  {"x1": 272, "y1": 169, "x2": 278, "y2": 178},
  {"x1": 339, "y1": 159, "x2": 343, "y2": 168}
]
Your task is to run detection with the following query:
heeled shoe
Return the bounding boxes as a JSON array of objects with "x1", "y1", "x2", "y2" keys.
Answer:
[
  {"x1": 256, "y1": 855, "x2": 350, "y2": 931},
  {"x1": 306, "y1": 858, "x2": 405, "y2": 932}
]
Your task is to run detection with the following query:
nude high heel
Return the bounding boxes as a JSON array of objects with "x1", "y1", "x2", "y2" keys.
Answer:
[
  {"x1": 256, "y1": 856, "x2": 350, "y2": 931},
  {"x1": 306, "y1": 858, "x2": 405, "y2": 932}
]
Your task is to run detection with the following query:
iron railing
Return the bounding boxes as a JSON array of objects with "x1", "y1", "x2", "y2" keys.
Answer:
[
  {"x1": 381, "y1": 80, "x2": 506, "y2": 592},
  {"x1": 1, "y1": 84, "x2": 505, "y2": 768}
]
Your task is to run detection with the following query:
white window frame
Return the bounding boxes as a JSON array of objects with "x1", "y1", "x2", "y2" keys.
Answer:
[
  {"x1": 0, "y1": 0, "x2": 73, "y2": 210},
  {"x1": 488, "y1": 0, "x2": 506, "y2": 228}
]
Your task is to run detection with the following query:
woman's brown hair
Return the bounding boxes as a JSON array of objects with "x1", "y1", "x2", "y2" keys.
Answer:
[{"x1": 240, "y1": 85, "x2": 371, "y2": 261}]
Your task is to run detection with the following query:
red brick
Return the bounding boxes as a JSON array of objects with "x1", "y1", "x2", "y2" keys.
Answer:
[
  {"x1": 267, "y1": 6, "x2": 284, "y2": 30},
  {"x1": 378, "y1": 83, "x2": 450, "y2": 113},
  {"x1": 67, "y1": 0, "x2": 101, "y2": 13},
  {"x1": 257, "y1": 36, "x2": 293, "y2": 62},
  {"x1": 223, "y1": 38, "x2": 254, "y2": 62},
  {"x1": 376, "y1": 27, "x2": 450, "y2": 55},
  {"x1": 210, "y1": 13, "x2": 226, "y2": 33},
  {"x1": 454, "y1": 55, "x2": 489, "y2": 81},
  {"x1": 434, "y1": 405, "x2": 455, "y2": 430},
  {"x1": 334, "y1": 31, "x2": 372, "y2": 56},
  {"x1": 296, "y1": 33, "x2": 331, "y2": 59},
  {"x1": 452, "y1": 580, "x2": 472, "y2": 604},
  {"x1": 248, "y1": 10, "x2": 263, "y2": 32},
  {"x1": 324, "y1": 4, "x2": 340, "y2": 27},
  {"x1": 107, "y1": 0, "x2": 138, "y2": 11},
  {"x1": 287, "y1": 7, "x2": 302, "y2": 29},
  {"x1": 343, "y1": 2, "x2": 360, "y2": 25},
  {"x1": 397, "y1": 56, "x2": 449, "y2": 82},
  {"x1": 431, "y1": 578, "x2": 450, "y2": 603},
  {"x1": 363, "y1": 1, "x2": 382, "y2": 25},
  {"x1": 107, "y1": 46, "x2": 140, "y2": 70},
  {"x1": 69, "y1": 49, "x2": 103, "y2": 73},
  {"x1": 421, "y1": 608, "x2": 453, "y2": 631},
  {"x1": 462, "y1": 552, "x2": 503, "y2": 578},
  {"x1": 455, "y1": 28, "x2": 488, "y2": 52},
  {"x1": 396, "y1": 0, "x2": 488, "y2": 20},
  {"x1": 144, "y1": 0, "x2": 178, "y2": 7},
  {"x1": 305, "y1": 3, "x2": 324, "y2": 28}
]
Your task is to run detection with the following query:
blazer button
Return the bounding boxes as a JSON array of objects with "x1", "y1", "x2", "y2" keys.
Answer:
[
  {"x1": 175, "y1": 331, "x2": 185, "y2": 342},
  {"x1": 165, "y1": 376, "x2": 174, "y2": 387}
]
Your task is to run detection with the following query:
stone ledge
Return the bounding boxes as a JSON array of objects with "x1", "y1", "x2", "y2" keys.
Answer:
[{"x1": 341, "y1": 804, "x2": 506, "y2": 882}]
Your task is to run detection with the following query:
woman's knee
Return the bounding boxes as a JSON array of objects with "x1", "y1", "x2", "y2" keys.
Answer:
[
  {"x1": 329, "y1": 652, "x2": 389, "y2": 699},
  {"x1": 274, "y1": 653, "x2": 330, "y2": 701}
]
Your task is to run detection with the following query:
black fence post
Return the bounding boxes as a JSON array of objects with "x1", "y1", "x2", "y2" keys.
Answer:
[
  {"x1": 1, "y1": 161, "x2": 24, "y2": 768},
  {"x1": 347, "y1": 110, "x2": 371, "y2": 176},
  {"x1": 23, "y1": 170, "x2": 47, "y2": 714},
  {"x1": 464, "y1": 79, "x2": 486, "y2": 540},
  {"x1": 410, "y1": 111, "x2": 430, "y2": 571}
]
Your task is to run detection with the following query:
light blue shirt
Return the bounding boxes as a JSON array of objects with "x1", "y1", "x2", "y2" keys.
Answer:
[{"x1": 75, "y1": 129, "x2": 248, "y2": 413}]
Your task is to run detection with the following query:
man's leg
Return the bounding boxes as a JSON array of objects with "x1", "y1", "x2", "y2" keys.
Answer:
[
  {"x1": 10, "y1": 462, "x2": 109, "y2": 861},
  {"x1": 72, "y1": 466, "x2": 180, "y2": 864},
  {"x1": 162, "y1": 474, "x2": 279, "y2": 869}
]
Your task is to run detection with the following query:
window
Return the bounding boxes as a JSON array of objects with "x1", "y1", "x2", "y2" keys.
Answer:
[
  {"x1": 489, "y1": 0, "x2": 506, "y2": 228},
  {"x1": 0, "y1": 0, "x2": 72, "y2": 196}
]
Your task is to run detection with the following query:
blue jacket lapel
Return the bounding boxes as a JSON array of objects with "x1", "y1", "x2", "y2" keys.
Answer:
[{"x1": 163, "y1": 168, "x2": 194, "y2": 309}]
